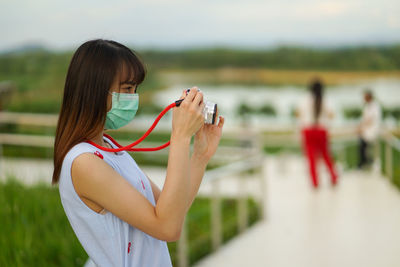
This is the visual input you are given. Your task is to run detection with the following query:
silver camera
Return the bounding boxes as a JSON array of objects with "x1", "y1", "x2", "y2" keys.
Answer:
[
  {"x1": 188, "y1": 89, "x2": 217, "y2": 125},
  {"x1": 175, "y1": 89, "x2": 218, "y2": 124},
  {"x1": 201, "y1": 100, "x2": 217, "y2": 124}
]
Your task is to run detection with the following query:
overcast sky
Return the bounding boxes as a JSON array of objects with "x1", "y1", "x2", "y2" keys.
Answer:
[{"x1": 1, "y1": 0, "x2": 399, "y2": 51}]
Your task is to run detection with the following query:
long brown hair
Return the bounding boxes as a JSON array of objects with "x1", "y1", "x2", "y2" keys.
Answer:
[{"x1": 52, "y1": 39, "x2": 145, "y2": 184}]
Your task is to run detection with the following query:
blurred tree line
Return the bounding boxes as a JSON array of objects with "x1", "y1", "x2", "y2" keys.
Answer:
[
  {"x1": 0, "y1": 44, "x2": 400, "y2": 113},
  {"x1": 344, "y1": 106, "x2": 400, "y2": 121},
  {"x1": 140, "y1": 45, "x2": 400, "y2": 70},
  {"x1": 0, "y1": 50, "x2": 163, "y2": 113}
]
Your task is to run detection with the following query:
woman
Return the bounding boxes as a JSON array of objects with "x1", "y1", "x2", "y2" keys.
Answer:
[
  {"x1": 52, "y1": 39, "x2": 224, "y2": 266},
  {"x1": 297, "y1": 78, "x2": 337, "y2": 188}
]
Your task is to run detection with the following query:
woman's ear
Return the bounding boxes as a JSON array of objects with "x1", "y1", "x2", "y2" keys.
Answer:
[
  {"x1": 106, "y1": 93, "x2": 113, "y2": 112},
  {"x1": 107, "y1": 77, "x2": 120, "y2": 112}
]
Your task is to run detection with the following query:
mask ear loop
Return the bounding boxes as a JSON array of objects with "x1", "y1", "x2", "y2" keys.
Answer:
[{"x1": 86, "y1": 99, "x2": 183, "y2": 152}]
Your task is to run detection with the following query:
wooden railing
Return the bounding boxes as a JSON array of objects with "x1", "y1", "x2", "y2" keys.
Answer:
[
  {"x1": 176, "y1": 154, "x2": 265, "y2": 267},
  {"x1": 0, "y1": 135, "x2": 265, "y2": 267},
  {"x1": 5, "y1": 112, "x2": 398, "y2": 266},
  {"x1": 380, "y1": 131, "x2": 400, "y2": 183},
  {"x1": 0, "y1": 112, "x2": 266, "y2": 267}
]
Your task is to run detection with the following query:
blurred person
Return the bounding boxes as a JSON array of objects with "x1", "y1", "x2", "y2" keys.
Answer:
[
  {"x1": 52, "y1": 39, "x2": 224, "y2": 266},
  {"x1": 357, "y1": 90, "x2": 381, "y2": 169},
  {"x1": 296, "y1": 78, "x2": 338, "y2": 188}
]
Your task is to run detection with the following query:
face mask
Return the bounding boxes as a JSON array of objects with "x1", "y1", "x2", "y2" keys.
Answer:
[{"x1": 105, "y1": 92, "x2": 139, "y2": 130}]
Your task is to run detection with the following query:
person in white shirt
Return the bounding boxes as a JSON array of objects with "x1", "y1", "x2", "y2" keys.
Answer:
[
  {"x1": 52, "y1": 39, "x2": 224, "y2": 267},
  {"x1": 357, "y1": 90, "x2": 381, "y2": 168}
]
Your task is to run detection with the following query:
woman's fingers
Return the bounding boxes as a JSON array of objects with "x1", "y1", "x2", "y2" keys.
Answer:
[
  {"x1": 199, "y1": 101, "x2": 205, "y2": 112},
  {"x1": 213, "y1": 108, "x2": 219, "y2": 125},
  {"x1": 193, "y1": 91, "x2": 204, "y2": 108},
  {"x1": 172, "y1": 86, "x2": 206, "y2": 138},
  {"x1": 218, "y1": 116, "x2": 224, "y2": 128},
  {"x1": 183, "y1": 87, "x2": 198, "y2": 103},
  {"x1": 179, "y1": 89, "x2": 186, "y2": 99}
]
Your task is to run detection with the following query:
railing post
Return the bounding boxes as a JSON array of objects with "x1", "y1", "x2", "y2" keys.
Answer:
[
  {"x1": 211, "y1": 179, "x2": 222, "y2": 251},
  {"x1": 177, "y1": 217, "x2": 188, "y2": 267},
  {"x1": 386, "y1": 140, "x2": 393, "y2": 180},
  {"x1": 237, "y1": 172, "x2": 248, "y2": 233},
  {"x1": 0, "y1": 142, "x2": 3, "y2": 175},
  {"x1": 259, "y1": 159, "x2": 267, "y2": 220},
  {"x1": 374, "y1": 139, "x2": 381, "y2": 174},
  {"x1": 339, "y1": 143, "x2": 346, "y2": 167}
]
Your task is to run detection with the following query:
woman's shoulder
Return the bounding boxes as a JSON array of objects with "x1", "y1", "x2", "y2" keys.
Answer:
[
  {"x1": 61, "y1": 142, "x2": 109, "y2": 173},
  {"x1": 65, "y1": 142, "x2": 98, "y2": 161},
  {"x1": 60, "y1": 142, "x2": 108, "y2": 185}
]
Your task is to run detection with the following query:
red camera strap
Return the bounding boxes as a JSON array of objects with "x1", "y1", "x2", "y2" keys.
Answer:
[{"x1": 86, "y1": 102, "x2": 178, "y2": 152}]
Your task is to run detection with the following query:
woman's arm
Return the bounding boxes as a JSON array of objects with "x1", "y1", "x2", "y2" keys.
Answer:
[
  {"x1": 147, "y1": 176, "x2": 161, "y2": 203},
  {"x1": 72, "y1": 89, "x2": 205, "y2": 242},
  {"x1": 186, "y1": 116, "x2": 225, "y2": 210},
  {"x1": 151, "y1": 88, "x2": 206, "y2": 236},
  {"x1": 186, "y1": 155, "x2": 207, "y2": 210},
  {"x1": 72, "y1": 153, "x2": 182, "y2": 241},
  {"x1": 146, "y1": 116, "x2": 225, "y2": 209}
]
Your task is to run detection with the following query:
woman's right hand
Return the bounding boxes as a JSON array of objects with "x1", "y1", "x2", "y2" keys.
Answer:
[{"x1": 171, "y1": 87, "x2": 205, "y2": 140}]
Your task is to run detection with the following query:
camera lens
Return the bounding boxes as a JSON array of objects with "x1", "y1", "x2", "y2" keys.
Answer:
[{"x1": 203, "y1": 101, "x2": 217, "y2": 124}]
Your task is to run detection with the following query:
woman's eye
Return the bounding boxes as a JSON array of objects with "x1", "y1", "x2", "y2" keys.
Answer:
[{"x1": 120, "y1": 85, "x2": 137, "y2": 93}]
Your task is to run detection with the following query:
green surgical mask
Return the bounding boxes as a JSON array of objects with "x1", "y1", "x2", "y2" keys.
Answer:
[{"x1": 105, "y1": 92, "x2": 139, "y2": 130}]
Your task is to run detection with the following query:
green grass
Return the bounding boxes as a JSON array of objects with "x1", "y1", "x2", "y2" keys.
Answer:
[
  {"x1": 0, "y1": 179, "x2": 260, "y2": 266},
  {"x1": 343, "y1": 107, "x2": 400, "y2": 121},
  {"x1": 343, "y1": 107, "x2": 362, "y2": 119},
  {"x1": 391, "y1": 146, "x2": 400, "y2": 190},
  {"x1": 236, "y1": 103, "x2": 276, "y2": 117},
  {"x1": 392, "y1": 148, "x2": 400, "y2": 190},
  {"x1": 380, "y1": 140, "x2": 386, "y2": 175},
  {"x1": 342, "y1": 142, "x2": 359, "y2": 169},
  {"x1": 2, "y1": 145, "x2": 54, "y2": 159},
  {"x1": 379, "y1": 139, "x2": 400, "y2": 190},
  {"x1": 263, "y1": 145, "x2": 300, "y2": 155},
  {"x1": 0, "y1": 123, "x2": 56, "y2": 136},
  {"x1": 0, "y1": 179, "x2": 88, "y2": 267}
]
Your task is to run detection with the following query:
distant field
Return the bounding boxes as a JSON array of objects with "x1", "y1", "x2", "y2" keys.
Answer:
[
  {"x1": 1, "y1": 45, "x2": 400, "y2": 112},
  {"x1": 159, "y1": 68, "x2": 400, "y2": 87},
  {"x1": 7, "y1": 68, "x2": 400, "y2": 113}
]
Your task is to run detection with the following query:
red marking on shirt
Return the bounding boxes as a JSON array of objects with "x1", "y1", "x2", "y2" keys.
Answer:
[
  {"x1": 141, "y1": 180, "x2": 146, "y2": 190},
  {"x1": 128, "y1": 242, "x2": 132, "y2": 254},
  {"x1": 94, "y1": 151, "x2": 103, "y2": 159}
]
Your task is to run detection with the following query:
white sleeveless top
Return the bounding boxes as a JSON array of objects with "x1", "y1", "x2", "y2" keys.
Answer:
[{"x1": 58, "y1": 136, "x2": 172, "y2": 267}]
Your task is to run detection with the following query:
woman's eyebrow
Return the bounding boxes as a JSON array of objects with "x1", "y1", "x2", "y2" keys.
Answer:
[{"x1": 120, "y1": 81, "x2": 136, "y2": 86}]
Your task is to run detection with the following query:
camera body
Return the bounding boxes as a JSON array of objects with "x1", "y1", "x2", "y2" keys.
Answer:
[{"x1": 185, "y1": 89, "x2": 217, "y2": 125}]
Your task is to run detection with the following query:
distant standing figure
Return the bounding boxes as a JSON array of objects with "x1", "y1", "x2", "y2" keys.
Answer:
[
  {"x1": 297, "y1": 79, "x2": 338, "y2": 188},
  {"x1": 357, "y1": 90, "x2": 381, "y2": 169}
]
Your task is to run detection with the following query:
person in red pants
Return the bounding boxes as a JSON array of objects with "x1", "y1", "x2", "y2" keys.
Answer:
[{"x1": 297, "y1": 79, "x2": 338, "y2": 188}]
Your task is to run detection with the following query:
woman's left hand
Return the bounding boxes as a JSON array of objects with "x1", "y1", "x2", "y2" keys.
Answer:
[{"x1": 193, "y1": 115, "x2": 225, "y2": 163}]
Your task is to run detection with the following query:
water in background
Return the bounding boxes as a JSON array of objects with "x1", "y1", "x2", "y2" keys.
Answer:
[{"x1": 154, "y1": 78, "x2": 400, "y2": 128}]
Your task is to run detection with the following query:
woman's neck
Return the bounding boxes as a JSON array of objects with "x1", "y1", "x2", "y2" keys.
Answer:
[{"x1": 91, "y1": 131, "x2": 106, "y2": 146}]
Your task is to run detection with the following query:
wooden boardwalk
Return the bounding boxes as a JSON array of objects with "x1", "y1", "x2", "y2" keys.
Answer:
[
  {"x1": 194, "y1": 155, "x2": 400, "y2": 267},
  {"x1": 2, "y1": 155, "x2": 400, "y2": 267}
]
